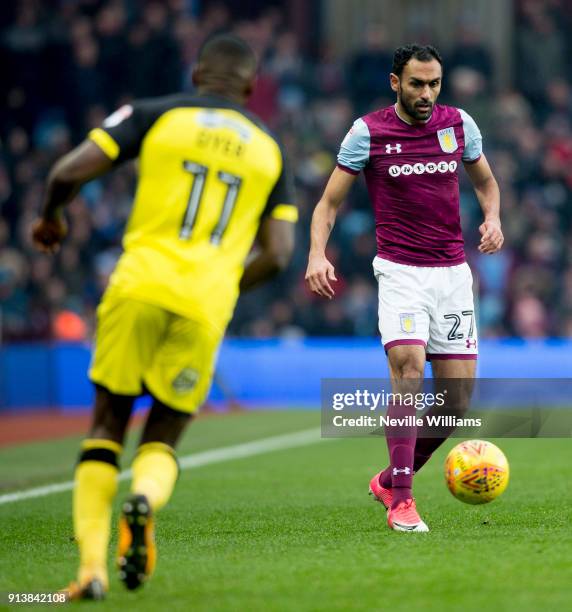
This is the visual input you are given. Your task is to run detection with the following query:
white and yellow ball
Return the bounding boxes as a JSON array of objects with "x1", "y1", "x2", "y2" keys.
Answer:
[{"x1": 445, "y1": 440, "x2": 509, "y2": 505}]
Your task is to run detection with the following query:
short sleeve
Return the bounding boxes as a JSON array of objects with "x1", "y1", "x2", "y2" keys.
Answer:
[
  {"x1": 459, "y1": 109, "x2": 483, "y2": 163},
  {"x1": 337, "y1": 118, "x2": 371, "y2": 174},
  {"x1": 262, "y1": 151, "x2": 298, "y2": 223},
  {"x1": 88, "y1": 102, "x2": 155, "y2": 164}
]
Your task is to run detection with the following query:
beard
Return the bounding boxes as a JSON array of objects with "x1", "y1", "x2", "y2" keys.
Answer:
[{"x1": 399, "y1": 91, "x2": 434, "y2": 121}]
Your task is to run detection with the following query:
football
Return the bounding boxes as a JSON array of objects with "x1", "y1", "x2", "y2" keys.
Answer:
[{"x1": 445, "y1": 440, "x2": 509, "y2": 505}]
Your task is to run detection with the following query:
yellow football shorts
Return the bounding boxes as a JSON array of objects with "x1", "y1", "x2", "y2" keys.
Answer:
[{"x1": 89, "y1": 291, "x2": 223, "y2": 413}]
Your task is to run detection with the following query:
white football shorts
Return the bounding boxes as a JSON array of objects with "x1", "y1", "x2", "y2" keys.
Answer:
[{"x1": 372, "y1": 256, "x2": 478, "y2": 360}]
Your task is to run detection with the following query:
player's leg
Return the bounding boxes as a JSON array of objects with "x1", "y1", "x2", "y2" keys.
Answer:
[
  {"x1": 117, "y1": 399, "x2": 192, "y2": 590},
  {"x1": 67, "y1": 294, "x2": 168, "y2": 600},
  {"x1": 131, "y1": 399, "x2": 192, "y2": 511},
  {"x1": 117, "y1": 314, "x2": 221, "y2": 590},
  {"x1": 68, "y1": 385, "x2": 134, "y2": 600},
  {"x1": 374, "y1": 345, "x2": 428, "y2": 496},
  {"x1": 370, "y1": 258, "x2": 431, "y2": 531},
  {"x1": 382, "y1": 344, "x2": 429, "y2": 531},
  {"x1": 384, "y1": 344, "x2": 425, "y2": 505}
]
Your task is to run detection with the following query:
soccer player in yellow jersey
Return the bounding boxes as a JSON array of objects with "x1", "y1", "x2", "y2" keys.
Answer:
[{"x1": 31, "y1": 34, "x2": 297, "y2": 600}]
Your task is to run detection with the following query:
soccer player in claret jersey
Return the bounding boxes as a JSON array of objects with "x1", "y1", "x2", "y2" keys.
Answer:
[
  {"x1": 306, "y1": 44, "x2": 503, "y2": 532},
  {"x1": 32, "y1": 34, "x2": 297, "y2": 599}
]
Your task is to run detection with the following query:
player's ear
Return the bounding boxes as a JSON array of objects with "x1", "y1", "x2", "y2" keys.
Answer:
[
  {"x1": 243, "y1": 75, "x2": 256, "y2": 99},
  {"x1": 389, "y1": 73, "x2": 400, "y2": 93},
  {"x1": 191, "y1": 64, "x2": 201, "y2": 87}
]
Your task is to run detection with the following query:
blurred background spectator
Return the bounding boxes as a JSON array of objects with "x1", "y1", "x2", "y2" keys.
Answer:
[{"x1": 1, "y1": 0, "x2": 571, "y2": 342}]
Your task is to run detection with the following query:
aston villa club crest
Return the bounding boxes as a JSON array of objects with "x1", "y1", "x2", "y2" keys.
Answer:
[
  {"x1": 437, "y1": 127, "x2": 458, "y2": 153},
  {"x1": 399, "y1": 313, "x2": 416, "y2": 333}
]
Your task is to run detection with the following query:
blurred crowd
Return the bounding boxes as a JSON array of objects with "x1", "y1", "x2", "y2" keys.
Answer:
[{"x1": 1, "y1": 0, "x2": 571, "y2": 342}]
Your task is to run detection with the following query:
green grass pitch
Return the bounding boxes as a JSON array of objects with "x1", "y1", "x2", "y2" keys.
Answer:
[{"x1": 0, "y1": 410, "x2": 571, "y2": 611}]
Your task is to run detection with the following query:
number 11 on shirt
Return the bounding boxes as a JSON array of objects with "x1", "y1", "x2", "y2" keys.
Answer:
[{"x1": 180, "y1": 160, "x2": 242, "y2": 244}]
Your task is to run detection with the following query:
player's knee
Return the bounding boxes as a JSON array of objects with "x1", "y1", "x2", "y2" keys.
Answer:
[
  {"x1": 392, "y1": 357, "x2": 425, "y2": 379},
  {"x1": 388, "y1": 345, "x2": 426, "y2": 380},
  {"x1": 399, "y1": 364, "x2": 424, "y2": 379}
]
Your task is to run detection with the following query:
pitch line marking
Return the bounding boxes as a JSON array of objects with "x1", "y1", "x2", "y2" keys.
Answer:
[{"x1": 0, "y1": 427, "x2": 327, "y2": 506}]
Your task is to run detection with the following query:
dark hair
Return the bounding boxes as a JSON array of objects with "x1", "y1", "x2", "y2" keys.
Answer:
[
  {"x1": 392, "y1": 44, "x2": 443, "y2": 76},
  {"x1": 198, "y1": 33, "x2": 257, "y2": 72}
]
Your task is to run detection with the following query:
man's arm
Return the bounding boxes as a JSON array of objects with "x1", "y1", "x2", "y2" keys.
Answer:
[
  {"x1": 32, "y1": 141, "x2": 113, "y2": 253},
  {"x1": 305, "y1": 167, "x2": 357, "y2": 298},
  {"x1": 240, "y1": 217, "x2": 295, "y2": 291},
  {"x1": 463, "y1": 153, "x2": 503, "y2": 255}
]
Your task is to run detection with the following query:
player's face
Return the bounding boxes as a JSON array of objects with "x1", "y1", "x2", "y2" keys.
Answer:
[{"x1": 392, "y1": 58, "x2": 442, "y2": 122}]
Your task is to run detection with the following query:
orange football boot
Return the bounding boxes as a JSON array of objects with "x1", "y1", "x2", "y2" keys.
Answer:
[{"x1": 117, "y1": 494, "x2": 156, "y2": 590}]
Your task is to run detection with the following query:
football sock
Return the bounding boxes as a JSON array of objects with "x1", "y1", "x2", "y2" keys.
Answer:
[
  {"x1": 73, "y1": 438, "x2": 122, "y2": 588},
  {"x1": 379, "y1": 443, "x2": 441, "y2": 489},
  {"x1": 385, "y1": 401, "x2": 417, "y2": 509},
  {"x1": 131, "y1": 442, "x2": 178, "y2": 512}
]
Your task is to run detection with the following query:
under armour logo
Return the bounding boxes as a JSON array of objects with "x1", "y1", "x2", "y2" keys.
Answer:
[
  {"x1": 466, "y1": 339, "x2": 477, "y2": 349},
  {"x1": 392, "y1": 467, "x2": 411, "y2": 475},
  {"x1": 385, "y1": 143, "x2": 402, "y2": 154}
]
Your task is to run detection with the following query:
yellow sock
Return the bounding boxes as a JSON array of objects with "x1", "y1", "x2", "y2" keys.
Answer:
[
  {"x1": 131, "y1": 442, "x2": 178, "y2": 512},
  {"x1": 73, "y1": 439, "x2": 122, "y2": 588}
]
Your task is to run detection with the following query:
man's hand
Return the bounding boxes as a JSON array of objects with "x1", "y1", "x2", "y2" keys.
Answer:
[
  {"x1": 478, "y1": 217, "x2": 503, "y2": 254},
  {"x1": 31, "y1": 215, "x2": 68, "y2": 253},
  {"x1": 305, "y1": 253, "x2": 337, "y2": 299},
  {"x1": 31, "y1": 140, "x2": 113, "y2": 254}
]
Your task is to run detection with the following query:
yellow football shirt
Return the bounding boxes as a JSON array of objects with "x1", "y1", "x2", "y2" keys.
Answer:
[{"x1": 88, "y1": 94, "x2": 297, "y2": 334}]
